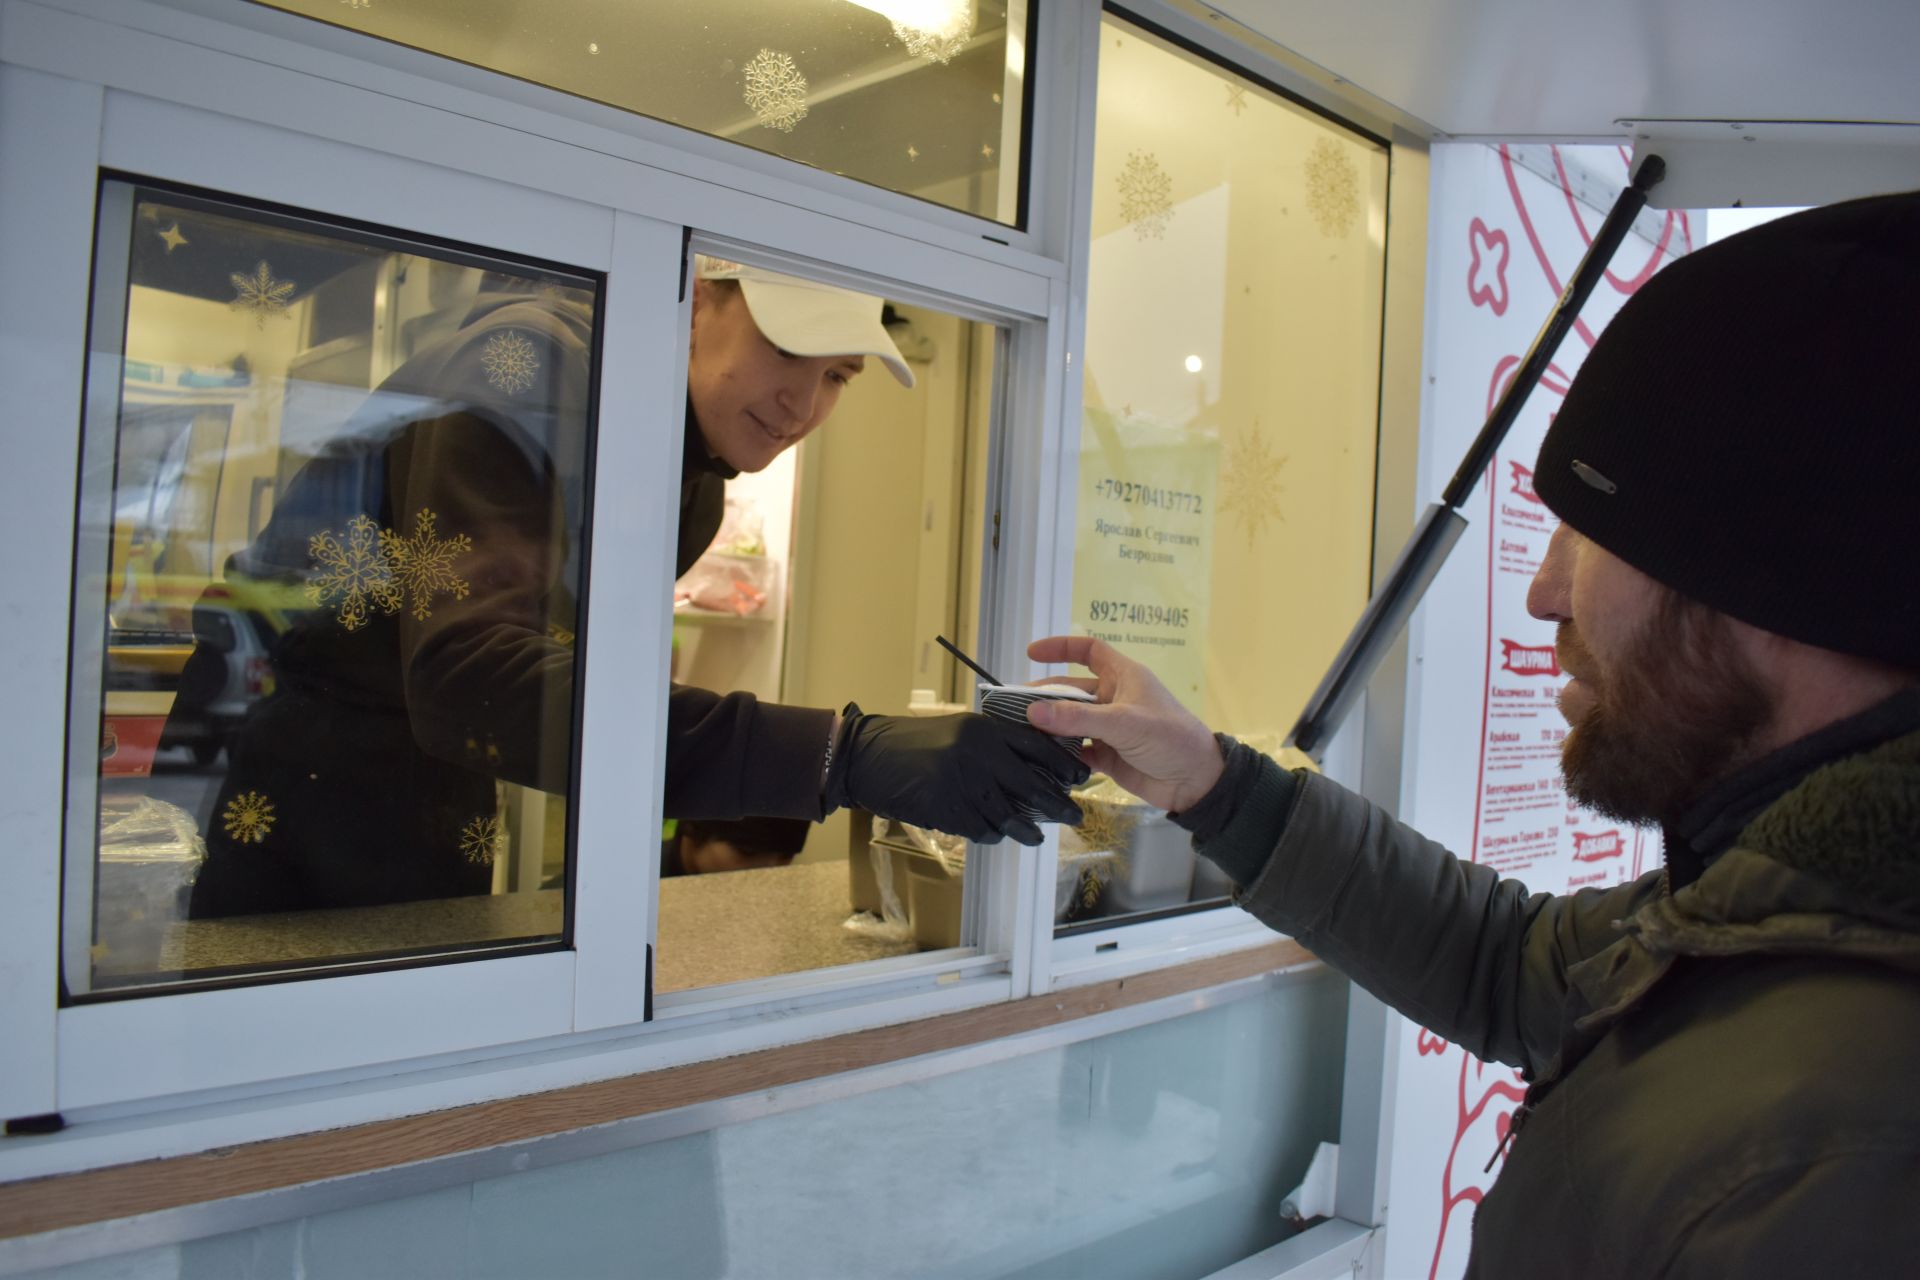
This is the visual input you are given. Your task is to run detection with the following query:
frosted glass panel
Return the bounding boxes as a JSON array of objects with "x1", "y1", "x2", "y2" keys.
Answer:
[
  {"x1": 36, "y1": 971, "x2": 1349, "y2": 1279},
  {"x1": 255, "y1": 0, "x2": 1031, "y2": 225}
]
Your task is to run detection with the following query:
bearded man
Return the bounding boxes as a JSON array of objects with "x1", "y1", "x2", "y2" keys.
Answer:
[{"x1": 1026, "y1": 191, "x2": 1920, "y2": 1277}]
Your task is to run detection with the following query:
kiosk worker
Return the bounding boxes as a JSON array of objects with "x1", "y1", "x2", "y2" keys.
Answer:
[
  {"x1": 1027, "y1": 191, "x2": 1920, "y2": 1278},
  {"x1": 183, "y1": 254, "x2": 1082, "y2": 918}
]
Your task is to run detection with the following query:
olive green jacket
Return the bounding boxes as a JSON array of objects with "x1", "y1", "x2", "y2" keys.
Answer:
[{"x1": 1206, "y1": 729, "x2": 1920, "y2": 1278}]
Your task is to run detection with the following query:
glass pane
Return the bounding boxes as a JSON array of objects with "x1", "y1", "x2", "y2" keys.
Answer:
[
  {"x1": 1061, "y1": 17, "x2": 1389, "y2": 929},
  {"x1": 654, "y1": 255, "x2": 1001, "y2": 994},
  {"x1": 67, "y1": 179, "x2": 599, "y2": 997},
  {"x1": 254, "y1": 0, "x2": 1031, "y2": 226}
]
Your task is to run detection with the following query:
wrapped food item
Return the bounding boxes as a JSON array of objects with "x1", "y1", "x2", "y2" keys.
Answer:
[{"x1": 676, "y1": 551, "x2": 776, "y2": 615}]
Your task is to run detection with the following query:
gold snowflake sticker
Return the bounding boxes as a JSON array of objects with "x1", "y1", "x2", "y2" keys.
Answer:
[
  {"x1": 892, "y1": 13, "x2": 971, "y2": 63},
  {"x1": 230, "y1": 261, "x2": 296, "y2": 329},
  {"x1": 1116, "y1": 150, "x2": 1173, "y2": 240},
  {"x1": 1304, "y1": 137, "x2": 1361, "y2": 238},
  {"x1": 381, "y1": 508, "x2": 473, "y2": 622},
  {"x1": 307, "y1": 513, "x2": 401, "y2": 631},
  {"x1": 460, "y1": 815, "x2": 507, "y2": 866},
  {"x1": 743, "y1": 49, "x2": 809, "y2": 133},
  {"x1": 223, "y1": 791, "x2": 277, "y2": 844},
  {"x1": 1218, "y1": 422, "x2": 1288, "y2": 550},
  {"x1": 480, "y1": 330, "x2": 540, "y2": 396}
]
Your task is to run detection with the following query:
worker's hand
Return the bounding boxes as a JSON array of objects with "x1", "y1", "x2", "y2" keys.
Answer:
[
  {"x1": 1024, "y1": 636, "x2": 1225, "y2": 813},
  {"x1": 826, "y1": 707, "x2": 1087, "y2": 845}
]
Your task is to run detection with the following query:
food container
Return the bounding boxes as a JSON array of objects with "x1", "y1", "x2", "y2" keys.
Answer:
[
  {"x1": 1068, "y1": 784, "x2": 1195, "y2": 914},
  {"x1": 860, "y1": 819, "x2": 968, "y2": 949},
  {"x1": 903, "y1": 846, "x2": 964, "y2": 950},
  {"x1": 1055, "y1": 837, "x2": 1117, "y2": 921},
  {"x1": 94, "y1": 795, "x2": 206, "y2": 975}
]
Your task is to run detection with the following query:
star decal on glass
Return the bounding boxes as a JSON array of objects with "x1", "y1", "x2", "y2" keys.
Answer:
[
  {"x1": 229, "y1": 261, "x2": 296, "y2": 329},
  {"x1": 1117, "y1": 150, "x2": 1174, "y2": 240},
  {"x1": 1218, "y1": 421, "x2": 1288, "y2": 551},
  {"x1": 743, "y1": 49, "x2": 809, "y2": 133},
  {"x1": 480, "y1": 329, "x2": 539, "y2": 396},
  {"x1": 460, "y1": 815, "x2": 508, "y2": 866},
  {"x1": 380, "y1": 507, "x2": 473, "y2": 622},
  {"x1": 223, "y1": 791, "x2": 277, "y2": 844},
  {"x1": 307, "y1": 514, "x2": 401, "y2": 632}
]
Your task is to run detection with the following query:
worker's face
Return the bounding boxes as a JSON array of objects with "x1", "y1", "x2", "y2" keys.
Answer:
[
  {"x1": 1527, "y1": 522, "x2": 1770, "y2": 826},
  {"x1": 687, "y1": 280, "x2": 866, "y2": 474}
]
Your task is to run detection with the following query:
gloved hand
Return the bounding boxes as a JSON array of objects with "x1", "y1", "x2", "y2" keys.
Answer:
[{"x1": 823, "y1": 704, "x2": 1088, "y2": 845}]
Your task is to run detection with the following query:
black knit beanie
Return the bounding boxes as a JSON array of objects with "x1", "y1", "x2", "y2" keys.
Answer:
[{"x1": 1534, "y1": 189, "x2": 1920, "y2": 669}]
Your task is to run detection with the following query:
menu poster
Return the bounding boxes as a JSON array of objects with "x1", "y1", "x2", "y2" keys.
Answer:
[
  {"x1": 1070, "y1": 407, "x2": 1216, "y2": 712},
  {"x1": 1471, "y1": 400, "x2": 1660, "y2": 893},
  {"x1": 1384, "y1": 143, "x2": 1692, "y2": 1280}
]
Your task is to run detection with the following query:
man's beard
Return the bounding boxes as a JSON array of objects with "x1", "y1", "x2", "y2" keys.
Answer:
[{"x1": 1557, "y1": 592, "x2": 1773, "y2": 829}]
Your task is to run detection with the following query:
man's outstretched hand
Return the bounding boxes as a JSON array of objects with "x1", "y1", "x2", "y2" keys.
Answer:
[{"x1": 1024, "y1": 636, "x2": 1225, "y2": 813}]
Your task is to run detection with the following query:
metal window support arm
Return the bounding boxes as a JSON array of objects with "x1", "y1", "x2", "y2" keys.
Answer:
[{"x1": 1286, "y1": 154, "x2": 1668, "y2": 758}]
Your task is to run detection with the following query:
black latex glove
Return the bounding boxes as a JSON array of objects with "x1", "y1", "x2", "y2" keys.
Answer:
[{"x1": 823, "y1": 704, "x2": 1087, "y2": 845}]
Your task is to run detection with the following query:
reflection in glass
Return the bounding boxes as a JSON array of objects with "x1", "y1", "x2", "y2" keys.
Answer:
[
  {"x1": 253, "y1": 0, "x2": 1030, "y2": 225},
  {"x1": 1062, "y1": 18, "x2": 1390, "y2": 928},
  {"x1": 68, "y1": 180, "x2": 597, "y2": 996}
]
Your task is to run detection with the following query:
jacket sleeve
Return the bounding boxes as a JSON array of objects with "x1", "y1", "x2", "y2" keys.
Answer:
[
  {"x1": 665, "y1": 684, "x2": 833, "y2": 822},
  {"x1": 387, "y1": 410, "x2": 835, "y2": 820},
  {"x1": 1207, "y1": 753, "x2": 1660, "y2": 1077}
]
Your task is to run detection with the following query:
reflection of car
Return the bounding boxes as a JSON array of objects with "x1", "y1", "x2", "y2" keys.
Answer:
[
  {"x1": 152, "y1": 602, "x2": 277, "y2": 766},
  {"x1": 104, "y1": 577, "x2": 302, "y2": 767}
]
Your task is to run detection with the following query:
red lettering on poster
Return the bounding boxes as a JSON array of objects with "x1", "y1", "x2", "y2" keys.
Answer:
[
  {"x1": 1508, "y1": 460, "x2": 1540, "y2": 504},
  {"x1": 1499, "y1": 639, "x2": 1561, "y2": 677},
  {"x1": 1571, "y1": 829, "x2": 1624, "y2": 862}
]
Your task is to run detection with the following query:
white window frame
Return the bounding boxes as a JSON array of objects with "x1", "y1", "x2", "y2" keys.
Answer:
[
  {"x1": 1018, "y1": 0, "x2": 1396, "y2": 997},
  {"x1": 0, "y1": 0, "x2": 1079, "y2": 1170},
  {"x1": 0, "y1": 9, "x2": 1408, "y2": 1240}
]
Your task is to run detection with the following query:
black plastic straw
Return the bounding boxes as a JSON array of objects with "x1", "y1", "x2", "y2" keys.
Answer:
[{"x1": 936, "y1": 634, "x2": 1003, "y2": 687}]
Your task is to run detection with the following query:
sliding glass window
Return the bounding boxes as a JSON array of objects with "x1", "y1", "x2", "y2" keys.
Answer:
[
  {"x1": 65, "y1": 178, "x2": 598, "y2": 996},
  {"x1": 1060, "y1": 14, "x2": 1389, "y2": 930}
]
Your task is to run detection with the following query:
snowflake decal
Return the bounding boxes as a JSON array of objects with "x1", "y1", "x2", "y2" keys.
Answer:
[
  {"x1": 1218, "y1": 421, "x2": 1288, "y2": 551},
  {"x1": 223, "y1": 791, "x2": 277, "y2": 844},
  {"x1": 1225, "y1": 85, "x2": 1249, "y2": 116},
  {"x1": 1117, "y1": 150, "x2": 1173, "y2": 240},
  {"x1": 743, "y1": 49, "x2": 809, "y2": 133},
  {"x1": 230, "y1": 261, "x2": 296, "y2": 329},
  {"x1": 307, "y1": 514, "x2": 401, "y2": 631},
  {"x1": 460, "y1": 815, "x2": 508, "y2": 866},
  {"x1": 892, "y1": 13, "x2": 971, "y2": 63},
  {"x1": 1304, "y1": 137, "x2": 1361, "y2": 238},
  {"x1": 479, "y1": 329, "x2": 540, "y2": 396},
  {"x1": 380, "y1": 507, "x2": 473, "y2": 622}
]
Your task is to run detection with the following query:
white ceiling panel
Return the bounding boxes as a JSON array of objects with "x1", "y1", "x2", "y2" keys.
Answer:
[{"x1": 1201, "y1": 0, "x2": 1920, "y2": 141}]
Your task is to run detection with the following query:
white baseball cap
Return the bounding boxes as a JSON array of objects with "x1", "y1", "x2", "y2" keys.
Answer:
[{"x1": 695, "y1": 256, "x2": 915, "y2": 388}]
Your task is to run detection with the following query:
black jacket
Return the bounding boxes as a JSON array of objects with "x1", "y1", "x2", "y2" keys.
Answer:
[{"x1": 184, "y1": 292, "x2": 828, "y2": 918}]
